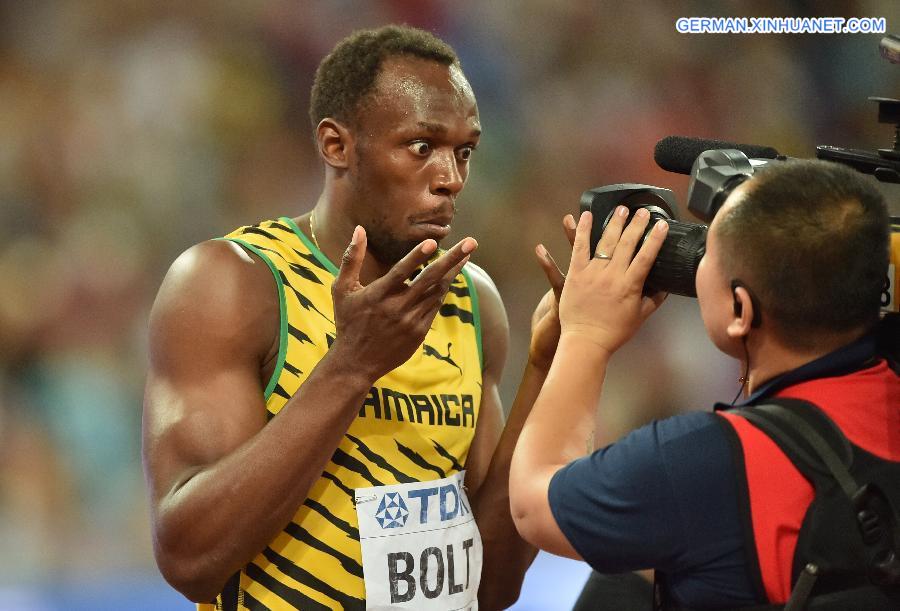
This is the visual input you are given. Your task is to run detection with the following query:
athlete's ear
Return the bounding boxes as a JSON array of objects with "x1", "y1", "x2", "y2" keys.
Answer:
[{"x1": 316, "y1": 118, "x2": 353, "y2": 169}]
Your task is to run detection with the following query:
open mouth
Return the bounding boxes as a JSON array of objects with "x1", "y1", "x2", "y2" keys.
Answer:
[{"x1": 413, "y1": 221, "x2": 452, "y2": 239}]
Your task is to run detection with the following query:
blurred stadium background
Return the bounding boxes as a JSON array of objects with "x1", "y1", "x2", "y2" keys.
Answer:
[{"x1": 1, "y1": 1, "x2": 898, "y2": 609}]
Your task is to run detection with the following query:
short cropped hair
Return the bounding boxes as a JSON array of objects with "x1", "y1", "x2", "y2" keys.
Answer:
[
  {"x1": 716, "y1": 159, "x2": 889, "y2": 350},
  {"x1": 309, "y1": 25, "x2": 459, "y2": 131}
]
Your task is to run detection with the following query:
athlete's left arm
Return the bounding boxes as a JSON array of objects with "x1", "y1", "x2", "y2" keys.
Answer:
[{"x1": 464, "y1": 263, "x2": 542, "y2": 611}]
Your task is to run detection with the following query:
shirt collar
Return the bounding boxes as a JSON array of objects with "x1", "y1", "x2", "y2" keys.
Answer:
[{"x1": 714, "y1": 333, "x2": 879, "y2": 411}]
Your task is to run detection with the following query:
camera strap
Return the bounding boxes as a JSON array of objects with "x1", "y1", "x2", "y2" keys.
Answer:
[
  {"x1": 659, "y1": 398, "x2": 899, "y2": 610},
  {"x1": 728, "y1": 399, "x2": 900, "y2": 610}
]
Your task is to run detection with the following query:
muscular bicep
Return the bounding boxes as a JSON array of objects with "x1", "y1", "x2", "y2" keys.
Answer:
[
  {"x1": 142, "y1": 240, "x2": 278, "y2": 506},
  {"x1": 143, "y1": 358, "x2": 267, "y2": 502}
]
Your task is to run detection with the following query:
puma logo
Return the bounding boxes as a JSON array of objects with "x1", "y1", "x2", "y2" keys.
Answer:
[{"x1": 422, "y1": 342, "x2": 462, "y2": 376}]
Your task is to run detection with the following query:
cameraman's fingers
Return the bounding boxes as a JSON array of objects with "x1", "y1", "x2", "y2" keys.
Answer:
[
  {"x1": 376, "y1": 238, "x2": 440, "y2": 294},
  {"x1": 334, "y1": 226, "x2": 366, "y2": 293},
  {"x1": 626, "y1": 218, "x2": 669, "y2": 288},
  {"x1": 569, "y1": 211, "x2": 593, "y2": 272},
  {"x1": 409, "y1": 238, "x2": 477, "y2": 297},
  {"x1": 535, "y1": 244, "x2": 565, "y2": 301},
  {"x1": 594, "y1": 205, "x2": 629, "y2": 259},
  {"x1": 563, "y1": 214, "x2": 577, "y2": 247},
  {"x1": 610, "y1": 208, "x2": 652, "y2": 270}
]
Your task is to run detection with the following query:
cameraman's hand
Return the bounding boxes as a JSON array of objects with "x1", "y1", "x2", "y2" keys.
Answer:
[
  {"x1": 559, "y1": 207, "x2": 668, "y2": 355},
  {"x1": 330, "y1": 226, "x2": 476, "y2": 382},
  {"x1": 529, "y1": 215, "x2": 577, "y2": 371}
]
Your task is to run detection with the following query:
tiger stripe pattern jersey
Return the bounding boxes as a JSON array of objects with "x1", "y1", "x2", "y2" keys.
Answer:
[{"x1": 199, "y1": 217, "x2": 483, "y2": 610}]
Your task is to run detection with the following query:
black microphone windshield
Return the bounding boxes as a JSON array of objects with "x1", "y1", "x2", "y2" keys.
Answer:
[{"x1": 655, "y1": 136, "x2": 780, "y2": 175}]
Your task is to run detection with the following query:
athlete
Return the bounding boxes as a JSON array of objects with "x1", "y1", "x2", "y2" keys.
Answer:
[{"x1": 143, "y1": 25, "x2": 560, "y2": 610}]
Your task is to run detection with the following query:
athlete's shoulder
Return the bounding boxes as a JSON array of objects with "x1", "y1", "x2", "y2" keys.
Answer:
[
  {"x1": 462, "y1": 261, "x2": 503, "y2": 312},
  {"x1": 162, "y1": 239, "x2": 275, "y2": 306},
  {"x1": 149, "y1": 239, "x2": 279, "y2": 362},
  {"x1": 462, "y1": 260, "x2": 497, "y2": 290}
]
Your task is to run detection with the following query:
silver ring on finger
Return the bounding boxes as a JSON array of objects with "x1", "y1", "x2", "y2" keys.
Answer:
[{"x1": 593, "y1": 251, "x2": 612, "y2": 260}]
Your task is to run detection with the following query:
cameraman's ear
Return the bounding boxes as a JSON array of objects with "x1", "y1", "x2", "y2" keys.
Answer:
[
  {"x1": 316, "y1": 118, "x2": 354, "y2": 169},
  {"x1": 727, "y1": 283, "x2": 757, "y2": 338}
]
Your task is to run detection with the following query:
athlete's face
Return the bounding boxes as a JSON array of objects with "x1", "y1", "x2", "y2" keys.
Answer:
[{"x1": 346, "y1": 57, "x2": 481, "y2": 265}]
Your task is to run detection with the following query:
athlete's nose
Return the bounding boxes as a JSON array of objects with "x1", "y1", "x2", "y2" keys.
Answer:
[{"x1": 431, "y1": 151, "x2": 464, "y2": 197}]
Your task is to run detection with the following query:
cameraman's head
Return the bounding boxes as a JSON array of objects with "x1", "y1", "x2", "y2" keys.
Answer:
[{"x1": 696, "y1": 159, "x2": 889, "y2": 358}]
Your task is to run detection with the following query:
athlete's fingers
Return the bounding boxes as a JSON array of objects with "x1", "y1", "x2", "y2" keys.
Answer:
[
  {"x1": 535, "y1": 244, "x2": 565, "y2": 302},
  {"x1": 563, "y1": 214, "x2": 577, "y2": 247},
  {"x1": 334, "y1": 226, "x2": 366, "y2": 293},
  {"x1": 413, "y1": 254, "x2": 471, "y2": 315},
  {"x1": 626, "y1": 218, "x2": 669, "y2": 289},
  {"x1": 641, "y1": 287, "x2": 669, "y2": 318},
  {"x1": 569, "y1": 211, "x2": 593, "y2": 273},
  {"x1": 593, "y1": 205, "x2": 629, "y2": 261},
  {"x1": 408, "y1": 237, "x2": 477, "y2": 296},
  {"x1": 375, "y1": 238, "x2": 440, "y2": 293},
  {"x1": 444, "y1": 252, "x2": 472, "y2": 287}
]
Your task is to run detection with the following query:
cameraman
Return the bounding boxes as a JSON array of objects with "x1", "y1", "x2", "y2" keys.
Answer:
[{"x1": 510, "y1": 159, "x2": 899, "y2": 609}]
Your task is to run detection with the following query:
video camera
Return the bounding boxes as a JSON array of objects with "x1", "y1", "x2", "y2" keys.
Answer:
[{"x1": 580, "y1": 35, "x2": 900, "y2": 315}]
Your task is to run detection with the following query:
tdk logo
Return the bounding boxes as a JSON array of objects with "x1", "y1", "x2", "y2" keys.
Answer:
[
  {"x1": 375, "y1": 493, "x2": 410, "y2": 528},
  {"x1": 377, "y1": 481, "x2": 470, "y2": 530}
]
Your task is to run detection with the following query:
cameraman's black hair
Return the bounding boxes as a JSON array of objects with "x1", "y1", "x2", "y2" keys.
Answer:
[
  {"x1": 716, "y1": 159, "x2": 889, "y2": 351},
  {"x1": 309, "y1": 25, "x2": 459, "y2": 132}
]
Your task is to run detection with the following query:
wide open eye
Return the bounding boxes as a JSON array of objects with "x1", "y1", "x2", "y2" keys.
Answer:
[
  {"x1": 456, "y1": 146, "x2": 474, "y2": 162},
  {"x1": 409, "y1": 141, "x2": 432, "y2": 156}
]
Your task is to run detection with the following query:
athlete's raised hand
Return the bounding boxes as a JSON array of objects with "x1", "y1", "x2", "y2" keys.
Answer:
[
  {"x1": 331, "y1": 225, "x2": 477, "y2": 381},
  {"x1": 528, "y1": 214, "x2": 577, "y2": 371}
]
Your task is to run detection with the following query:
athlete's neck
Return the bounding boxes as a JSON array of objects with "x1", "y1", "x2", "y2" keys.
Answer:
[{"x1": 299, "y1": 201, "x2": 392, "y2": 285}]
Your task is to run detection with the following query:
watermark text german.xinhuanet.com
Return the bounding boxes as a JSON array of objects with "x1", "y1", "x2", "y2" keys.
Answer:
[{"x1": 676, "y1": 17, "x2": 887, "y2": 35}]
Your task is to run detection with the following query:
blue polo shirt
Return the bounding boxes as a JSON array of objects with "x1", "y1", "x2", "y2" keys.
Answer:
[{"x1": 546, "y1": 335, "x2": 882, "y2": 608}]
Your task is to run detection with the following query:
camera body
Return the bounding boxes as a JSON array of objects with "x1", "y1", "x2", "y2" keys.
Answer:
[
  {"x1": 581, "y1": 149, "x2": 900, "y2": 313},
  {"x1": 580, "y1": 148, "x2": 766, "y2": 299},
  {"x1": 580, "y1": 184, "x2": 707, "y2": 297}
]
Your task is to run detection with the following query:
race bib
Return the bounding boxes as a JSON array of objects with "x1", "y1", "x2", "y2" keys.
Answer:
[{"x1": 355, "y1": 471, "x2": 482, "y2": 610}]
